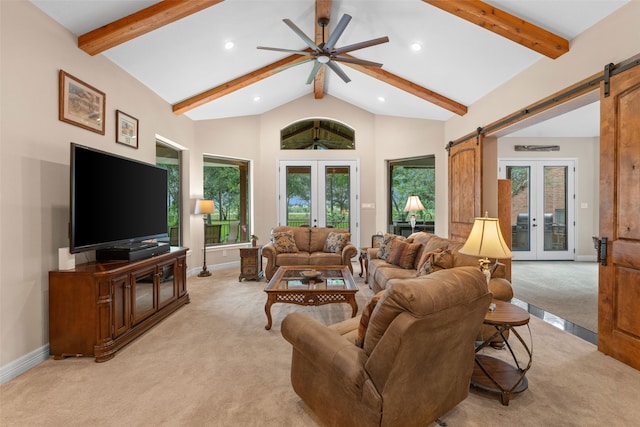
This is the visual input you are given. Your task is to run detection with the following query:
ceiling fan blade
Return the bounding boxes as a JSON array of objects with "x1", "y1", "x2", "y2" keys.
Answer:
[
  {"x1": 324, "y1": 14, "x2": 352, "y2": 50},
  {"x1": 306, "y1": 61, "x2": 322, "y2": 85},
  {"x1": 275, "y1": 57, "x2": 315, "y2": 73},
  {"x1": 327, "y1": 61, "x2": 351, "y2": 83},
  {"x1": 334, "y1": 55, "x2": 384, "y2": 68},
  {"x1": 257, "y1": 46, "x2": 314, "y2": 56},
  {"x1": 332, "y1": 36, "x2": 389, "y2": 55},
  {"x1": 283, "y1": 18, "x2": 320, "y2": 51}
]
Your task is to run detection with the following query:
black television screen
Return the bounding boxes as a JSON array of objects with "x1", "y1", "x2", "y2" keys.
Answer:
[{"x1": 70, "y1": 143, "x2": 168, "y2": 253}]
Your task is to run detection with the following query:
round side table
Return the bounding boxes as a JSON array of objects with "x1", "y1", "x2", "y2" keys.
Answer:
[{"x1": 471, "y1": 299, "x2": 533, "y2": 405}]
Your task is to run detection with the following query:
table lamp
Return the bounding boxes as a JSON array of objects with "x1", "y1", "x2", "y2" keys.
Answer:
[
  {"x1": 459, "y1": 212, "x2": 512, "y2": 283},
  {"x1": 403, "y1": 195, "x2": 425, "y2": 233},
  {"x1": 194, "y1": 199, "x2": 215, "y2": 277}
]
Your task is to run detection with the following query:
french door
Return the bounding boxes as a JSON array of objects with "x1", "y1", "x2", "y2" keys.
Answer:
[
  {"x1": 277, "y1": 160, "x2": 359, "y2": 239},
  {"x1": 499, "y1": 160, "x2": 575, "y2": 260}
]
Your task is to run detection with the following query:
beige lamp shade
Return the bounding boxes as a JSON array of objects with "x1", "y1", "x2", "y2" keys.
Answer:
[
  {"x1": 194, "y1": 199, "x2": 214, "y2": 215},
  {"x1": 403, "y1": 195, "x2": 425, "y2": 212},
  {"x1": 459, "y1": 214, "x2": 512, "y2": 260}
]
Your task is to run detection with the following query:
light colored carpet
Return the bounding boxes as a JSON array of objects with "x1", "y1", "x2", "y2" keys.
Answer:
[
  {"x1": 511, "y1": 261, "x2": 598, "y2": 332},
  {"x1": 2, "y1": 264, "x2": 638, "y2": 426}
]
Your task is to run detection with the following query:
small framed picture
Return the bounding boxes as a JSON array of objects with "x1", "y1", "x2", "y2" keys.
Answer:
[
  {"x1": 116, "y1": 110, "x2": 139, "y2": 148},
  {"x1": 59, "y1": 70, "x2": 106, "y2": 135}
]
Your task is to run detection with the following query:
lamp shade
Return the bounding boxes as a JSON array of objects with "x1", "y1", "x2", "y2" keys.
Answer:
[
  {"x1": 459, "y1": 214, "x2": 512, "y2": 259},
  {"x1": 403, "y1": 195, "x2": 425, "y2": 212},
  {"x1": 194, "y1": 199, "x2": 214, "y2": 215}
]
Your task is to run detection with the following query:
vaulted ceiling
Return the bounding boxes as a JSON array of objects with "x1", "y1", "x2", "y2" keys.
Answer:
[{"x1": 32, "y1": 0, "x2": 627, "y2": 124}]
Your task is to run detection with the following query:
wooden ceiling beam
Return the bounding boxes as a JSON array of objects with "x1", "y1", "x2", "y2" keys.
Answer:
[
  {"x1": 78, "y1": 0, "x2": 224, "y2": 56},
  {"x1": 313, "y1": 0, "x2": 332, "y2": 99},
  {"x1": 423, "y1": 0, "x2": 569, "y2": 59},
  {"x1": 172, "y1": 53, "x2": 311, "y2": 115},
  {"x1": 341, "y1": 55, "x2": 468, "y2": 116}
]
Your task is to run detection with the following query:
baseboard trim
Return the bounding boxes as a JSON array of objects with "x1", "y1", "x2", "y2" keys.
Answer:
[
  {"x1": 576, "y1": 255, "x2": 597, "y2": 262},
  {"x1": 1, "y1": 344, "x2": 50, "y2": 384},
  {"x1": 187, "y1": 261, "x2": 240, "y2": 277}
]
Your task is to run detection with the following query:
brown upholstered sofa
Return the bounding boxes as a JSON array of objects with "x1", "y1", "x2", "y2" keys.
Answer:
[
  {"x1": 367, "y1": 232, "x2": 513, "y2": 345},
  {"x1": 367, "y1": 231, "x2": 513, "y2": 303},
  {"x1": 262, "y1": 226, "x2": 358, "y2": 280},
  {"x1": 281, "y1": 266, "x2": 492, "y2": 426}
]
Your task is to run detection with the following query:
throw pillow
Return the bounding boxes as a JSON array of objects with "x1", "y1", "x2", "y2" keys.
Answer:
[
  {"x1": 432, "y1": 249, "x2": 454, "y2": 271},
  {"x1": 272, "y1": 230, "x2": 299, "y2": 253},
  {"x1": 323, "y1": 232, "x2": 350, "y2": 254},
  {"x1": 387, "y1": 239, "x2": 422, "y2": 269},
  {"x1": 376, "y1": 233, "x2": 405, "y2": 261},
  {"x1": 416, "y1": 247, "x2": 445, "y2": 277},
  {"x1": 356, "y1": 291, "x2": 385, "y2": 348}
]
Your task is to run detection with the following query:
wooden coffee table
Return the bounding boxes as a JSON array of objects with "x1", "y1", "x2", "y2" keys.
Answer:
[
  {"x1": 263, "y1": 265, "x2": 359, "y2": 330},
  {"x1": 471, "y1": 299, "x2": 533, "y2": 405}
]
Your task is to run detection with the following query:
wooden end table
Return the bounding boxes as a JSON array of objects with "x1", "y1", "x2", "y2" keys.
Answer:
[
  {"x1": 263, "y1": 265, "x2": 359, "y2": 330},
  {"x1": 471, "y1": 299, "x2": 533, "y2": 406},
  {"x1": 239, "y1": 246, "x2": 263, "y2": 281}
]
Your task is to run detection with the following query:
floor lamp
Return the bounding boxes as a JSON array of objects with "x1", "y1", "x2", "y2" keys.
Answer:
[
  {"x1": 195, "y1": 199, "x2": 214, "y2": 277},
  {"x1": 459, "y1": 212, "x2": 512, "y2": 283},
  {"x1": 403, "y1": 195, "x2": 425, "y2": 233}
]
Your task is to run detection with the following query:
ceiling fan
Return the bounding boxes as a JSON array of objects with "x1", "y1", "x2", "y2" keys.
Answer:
[{"x1": 257, "y1": 14, "x2": 389, "y2": 84}]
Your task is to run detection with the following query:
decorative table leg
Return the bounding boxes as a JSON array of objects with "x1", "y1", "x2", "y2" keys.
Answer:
[
  {"x1": 348, "y1": 296, "x2": 358, "y2": 317},
  {"x1": 264, "y1": 294, "x2": 275, "y2": 330}
]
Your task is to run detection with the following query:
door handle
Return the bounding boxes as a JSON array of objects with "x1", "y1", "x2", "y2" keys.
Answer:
[{"x1": 592, "y1": 236, "x2": 607, "y2": 266}]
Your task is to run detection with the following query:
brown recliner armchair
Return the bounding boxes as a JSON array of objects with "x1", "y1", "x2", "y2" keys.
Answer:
[{"x1": 281, "y1": 266, "x2": 492, "y2": 427}]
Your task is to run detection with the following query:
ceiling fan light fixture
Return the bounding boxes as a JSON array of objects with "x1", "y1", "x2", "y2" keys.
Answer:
[
  {"x1": 317, "y1": 55, "x2": 330, "y2": 64},
  {"x1": 411, "y1": 42, "x2": 422, "y2": 51},
  {"x1": 224, "y1": 41, "x2": 235, "y2": 50}
]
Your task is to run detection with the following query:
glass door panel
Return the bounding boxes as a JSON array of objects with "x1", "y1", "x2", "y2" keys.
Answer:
[
  {"x1": 543, "y1": 166, "x2": 568, "y2": 251},
  {"x1": 324, "y1": 166, "x2": 350, "y2": 229},
  {"x1": 158, "y1": 261, "x2": 176, "y2": 309},
  {"x1": 131, "y1": 267, "x2": 157, "y2": 324},
  {"x1": 285, "y1": 165, "x2": 312, "y2": 227},
  {"x1": 507, "y1": 165, "x2": 532, "y2": 253}
]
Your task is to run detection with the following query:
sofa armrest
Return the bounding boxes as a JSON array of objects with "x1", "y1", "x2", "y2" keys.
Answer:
[
  {"x1": 342, "y1": 243, "x2": 358, "y2": 273},
  {"x1": 488, "y1": 277, "x2": 513, "y2": 301},
  {"x1": 366, "y1": 247, "x2": 379, "y2": 260},
  {"x1": 282, "y1": 312, "x2": 369, "y2": 393},
  {"x1": 262, "y1": 242, "x2": 278, "y2": 280}
]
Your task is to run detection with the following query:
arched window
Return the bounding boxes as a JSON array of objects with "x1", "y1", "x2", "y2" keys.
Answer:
[{"x1": 281, "y1": 119, "x2": 354, "y2": 150}]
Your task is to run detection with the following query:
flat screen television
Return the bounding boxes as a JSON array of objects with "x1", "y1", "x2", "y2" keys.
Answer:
[{"x1": 70, "y1": 143, "x2": 168, "y2": 254}]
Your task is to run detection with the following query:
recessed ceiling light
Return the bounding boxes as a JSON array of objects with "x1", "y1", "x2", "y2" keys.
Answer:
[
  {"x1": 411, "y1": 42, "x2": 422, "y2": 51},
  {"x1": 378, "y1": 96, "x2": 385, "y2": 102},
  {"x1": 224, "y1": 41, "x2": 235, "y2": 50},
  {"x1": 253, "y1": 96, "x2": 261, "y2": 102}
]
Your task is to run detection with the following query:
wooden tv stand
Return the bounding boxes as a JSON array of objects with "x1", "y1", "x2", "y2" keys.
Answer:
[{"x1": 49, "y1": 247, "x2": 189, "y2": 362}]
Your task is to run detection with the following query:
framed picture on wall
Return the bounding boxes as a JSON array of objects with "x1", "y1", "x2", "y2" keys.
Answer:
[
  {"x1": 116, "y1": 110, "x2": 139, "y2": 148},
  {"x1": 58, "y1": 70, "x2": 106, "y2": 135}
]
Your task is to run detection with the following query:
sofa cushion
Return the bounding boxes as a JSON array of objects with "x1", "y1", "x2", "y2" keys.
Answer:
[
  {"x1": 308, "y1": 252, "x2": 342, "y2": 266},
  {"x1": 416, "y1": 248, "x2": 444, "y2": 276},
  {"x1": 309, "y1": 227, "x2": 349, "y2": 253},
  {"x1": 323, "y1": 231, "x2": 351, "y2": 254},
  {"x1": 276, "y1": 252, "x2": 310, "y2": 266},
  {"x1": 387, "y1": 239, "x2": 422, "y2": 269},
  {"x1": 377, "y1": 233, "x2": 405, "y2": 261},
  {"x1": 355, "y1": 291, "x2": 385, "y2": 348},
  {"x1": 272, "y1": 230, "x2": 299, "y2": 253},
  {"x1": 432, "y1": 249, "x2": 454, "y2": 271}
]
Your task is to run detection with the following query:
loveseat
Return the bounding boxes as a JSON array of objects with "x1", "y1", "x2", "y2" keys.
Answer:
[
  {"x1": 262, "y1": 226, "x2": 358, "y2": 280},
  {"x1": 281, "y1": 266, "x2": 492, "y2": 426}
]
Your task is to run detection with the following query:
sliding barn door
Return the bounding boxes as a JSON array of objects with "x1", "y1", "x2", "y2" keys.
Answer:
[
  {"x1": 449, "y1": 135, "x2": 482, "y2": 242},
  {"x1": 598, "y1": 63, "x2": 640, "y2": 370}
]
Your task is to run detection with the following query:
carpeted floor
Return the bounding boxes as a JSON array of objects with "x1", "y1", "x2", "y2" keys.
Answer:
[
  {"x1": 511, "y1": 261, "x2": 598, "y2": 332},
  {"x1": 1, "y1": 264, "x2": 638, "y2": 426}
]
